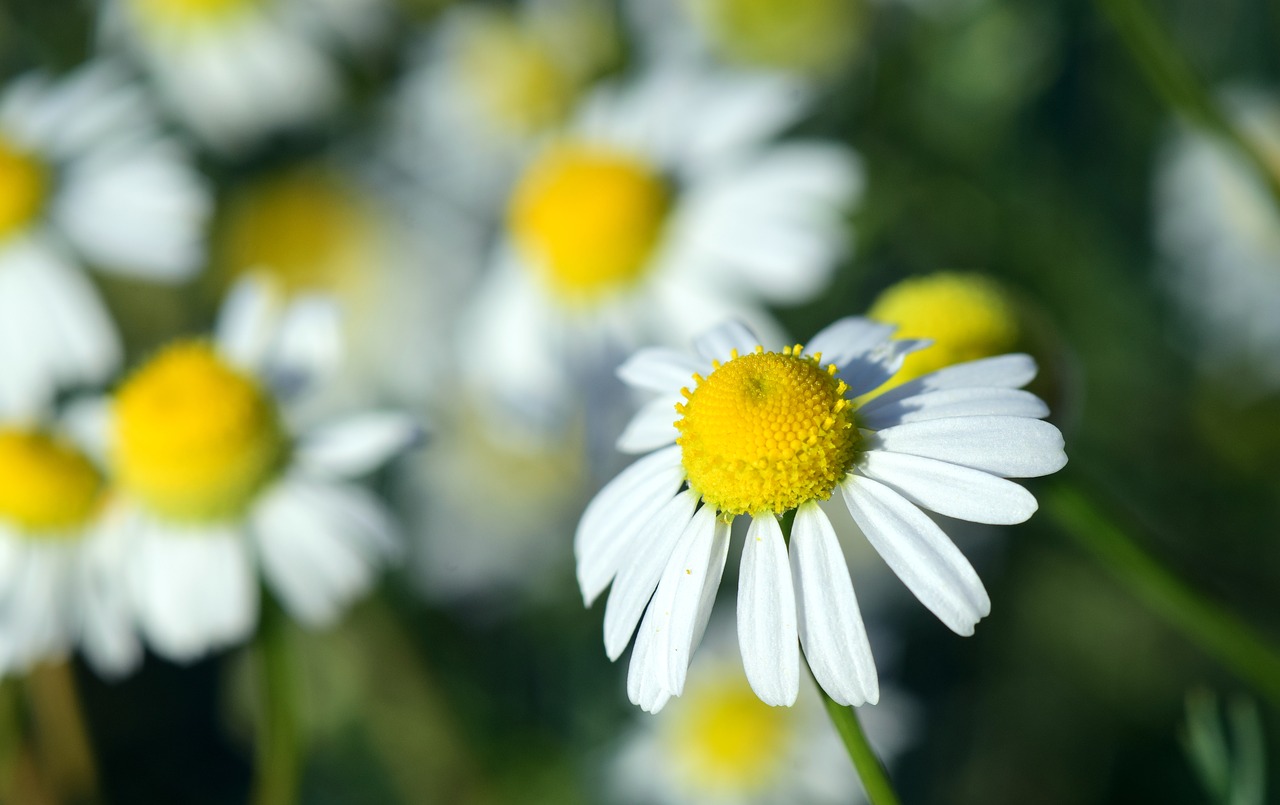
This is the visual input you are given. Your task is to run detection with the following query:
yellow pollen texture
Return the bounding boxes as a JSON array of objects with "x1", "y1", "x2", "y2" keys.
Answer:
[
  {"x1": 0, "y1": 138, "x2": 48, "y2": 240},
  {"x1": 676, "y1": 346, "x2": 859, "y2": 517},
  {"x1": 113, "y1": 341, "x2": 286, "y2": 522},
  {"x1": 508, "y1": 144, "x2": 670, "y2": 301},
  {"x1": 669, "y1": 674, "x2": 792, "y2": 792},
  {"x1": 0, "y1": 428, "x2": 103, "y2": 534}
]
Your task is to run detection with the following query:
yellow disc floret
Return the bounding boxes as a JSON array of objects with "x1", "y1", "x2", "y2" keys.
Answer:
[
  {"x1": 869, "y1": 272, "x2": 1021, "y2": 387},
  {"x1": 457, "y1": 14, "x2": 576, "y2": 136},
  {"x1": 0, "y1": 137, "x2": 48, "y2": 241},
  {"x1": 676, "y1": 345, "x2": 859, "y2": 517},
  {"x1": 113, "y1": 341, "x2": 287, "y2": 522},
  {"x1": 508, "y1": 144, "x2": 671, "y2": 302},
  {"x1": 0, "y1": 428, "x2": 103, "y2": 534},
  {"x1": 688, "y1": 0, "x2": 862, "y2": 75}
]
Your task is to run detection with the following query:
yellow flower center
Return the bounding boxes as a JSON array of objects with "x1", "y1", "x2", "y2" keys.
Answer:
[
  {"x1": 668, "y1": 674, "x2": 793, "y2": 793},
  {"x1": 129, "y1": 0, "x2": 255, "y2": 28},
  {"x1": 869, "y1": 272, "x2": 1021, "y2": 388},
  {"x1": 688, "y1": 0, "x2": 861, "y2": 74},
  {"x1": 0, "y1": 429, "x2": 103, "y2": 534},
  {"x1": 0, "y1": 137, "x2": 49, "y2": 240},
  {"x1": 676, "y1": 345, "x2": 859, "y2": 517},
  {"x1": 457, "y1": 16, "x2": 576, "y2": 136},
  {"x1": 508, "y1": 145, "x2": 671, "y2": 302},
  {"x1": 113, "y1": 341, "x2": 287, "y2": 522}
]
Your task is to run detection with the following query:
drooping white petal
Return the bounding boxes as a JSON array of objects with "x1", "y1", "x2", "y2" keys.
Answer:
[
  {"x1": 75, "y1": 518, "x2": 142, "y2": 678},
  {"x1": 736, "y1": 514, "x2": 799, "y2": 706},
  {"x1": 855, "y1": 451, "x2": 1039, "y2": 525},
  {"x1": 616, "y1": 347, "x2": 706, "y2": 393},
  {"x1": 868, "y1": 416, "x2": 1067, "y2": 478},
  {"x1": 692, "y1": 320, "x2": 761, "y2": 364},
  {"x1": 603, "y1": 491, "x2": 698, "y2": 660},
  {"x1": 840, "y1": 476, "x2": 990, "y2": 635},
  {"x1": 860, "y1": 354, "x2": 1039, "y2": 415},
  {"x1": 627, "y1": 601, "x2": 672, "y2": 714},
  {"x1": 266, "y1": 293, "x2": 343, "y2": 394},
  {"x1": 859, "y1": 387, "x2": 1050, "y2": 431},
  {"x1": 293, "y1": 413, "x2": 423, "y2": 477},
  {"x1": 790, "y1": 502, "x2": 879, "y2": 706},
  {"x1": 616, "y1": 395, "x2": 682, "y2": 454},
  {"x1": 806, "y1": 317, "x2": 897, "y2": 369}
]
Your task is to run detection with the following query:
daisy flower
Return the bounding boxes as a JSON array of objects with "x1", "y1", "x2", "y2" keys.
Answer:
[
  {"x1": 95, "y1": 277, "x2": 419, "y2": 662},
  {"x1": 0, "y1": 421, "x2": 139, "y2": 678},
  {"x1": 0, "y1": 63, "x2": 209, "y2": 416},
  {"x1": 463, "y1": 64, "x2": 860, "y2": 433},
  {"x1": 578, "y1": 318, "x2": 1066, "y2": 712},
  {"x1": 99, "y1": 0, "x2": 389, "y2": 153}
]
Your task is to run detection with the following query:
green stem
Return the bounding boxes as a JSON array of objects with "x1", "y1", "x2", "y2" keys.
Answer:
[
  {"x1": 818, "y1": 682, "x2": 903, "y2": 805},
  {"x1": 1093, "y1": 0, "x2": 1280, "y2": 213},
  {"x1": 1043, "y1": 481, "x2": 1280, "y2": 709},
  {"x1": 252, "y1": 596, "x2": 302, "y2": 805}
]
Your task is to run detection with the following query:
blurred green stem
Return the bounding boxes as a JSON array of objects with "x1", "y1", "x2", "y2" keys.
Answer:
[
  {"x1": 818, "y1": 683, "x2": 902, "y2": 805},
  {"x1": 1044, "y1": 482, "x2": 1280, "y2": 709},
  {"x1": 252, "y1": 596, "x2": 302, "y2": 805},
  {"x1": 1093, "y1": 0, "x2": 1280, "y2": 213}
]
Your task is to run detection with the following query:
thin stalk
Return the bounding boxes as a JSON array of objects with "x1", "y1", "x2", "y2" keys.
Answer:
[
  {"x1": 25, "y1": 662, "x2": 99, "y2": 804},
  {"x1": 251, "y1": 596, "x2": 302, "y2": 805},
  {"x1": 1043, "y1": 481, "x2": 1280, "y2": 709}
]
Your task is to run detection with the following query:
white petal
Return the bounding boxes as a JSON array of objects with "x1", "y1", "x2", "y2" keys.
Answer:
[
  {"x1": 692, "y1": 320, "x2": 761, "y2": 364},
  {"x1": 842, "y1": 339, "x2": 932, "y2": 398},
  {"x1": 616, "y1": 396, "x2": 682, "y2": 454},
  {"x1": 806, "y1": 318, "x2": 896, "y2": 369},
  {"x1": 266, "y1": 294, "x2": 343, "y2": 393},
  {"x1": 603, "y1": 490, "x2": 698, "y2": 660},
  {"x1": 861, "y1": 354, "x2": 1039, "y2": 414},
  {"x1": 647, "y1": 506, "x2": 727, "y2": 694},
  {"x1": 860, "y1": 387, "x2": 1050, "y2": 430},
  {"x1": 627, "y1": 601, "x2": 672, "y2": 714},
  {"x1": 617, "y1": 347, "x2": 705, "y2": 393},
  {"x1": 294, "y1": 413, "x2": 423, "y2": 477},
  {"x1": 75, "y1": 519, "x2": 142, "y2": 678},
  {"x1": 736, "y1": 515, "x2": 799, "y2": 706},
  {"x1": 790, "y1": 502, "x2": 879, "y2": 706},
  {"x1": 840, "y1": 476, "x2": 989, "y2": 635},
  {"x1": 215, "y1": 275, "x2": 282, "y2": 372},
  {"x1": 855, "y1": 451, "x2": 1039, "y2": 525},
  {"x1": 869, "y1": 416, "x2": 1068, "y2": 478}
]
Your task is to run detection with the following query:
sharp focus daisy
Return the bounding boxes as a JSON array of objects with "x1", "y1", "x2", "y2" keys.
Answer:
[
  {"x1": 463, "y1": 64, "x2": 860, "y2": 432},
  {"x1": 0, "y1": 63, "x2": 209, "y2": 416},
  {"x1": 96, "y1": 277, "x2": 419, "y2": 662},
  {"x1": 100, "y1": 0, "x2": 389, "y2": 153},
  {"x1": 0, "y1": 422, "x2": 139, "y2": 678},
  {"x1": 577, "y1": 318, "x2": 1067, "y2": 712}
]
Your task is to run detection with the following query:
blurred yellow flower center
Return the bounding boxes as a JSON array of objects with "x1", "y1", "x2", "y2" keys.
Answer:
[
  {"x1": 131, "y1": 0, "x2": 253, "y2": 26},
  {"x1": 0, "y1": 429, "x2": 103, "y2": 534},
  {"x1": 0, "y1": 138, "x2": 48, "y2": 240},
  {"x1": 114, "y1": 341, "x2": 286, "y2": 522},
  {"x1": 670, "y1": 677, "x2": 792, "y2": 791},
  {"x1": 676, "y1": 345, "x2": 859, "y2": 517},
  {"x1": 509, "y1": 145, "x2": 671, "y2": 302},
  {"x1": 689, "y1": 0, "x2": 859, "y2": 74},
  {"x1": 869, "y1": 272, "x2": 1021, "y2": 388},
  {"x1": 458, "y1": 17, "x2": 575, "y2": 136}
]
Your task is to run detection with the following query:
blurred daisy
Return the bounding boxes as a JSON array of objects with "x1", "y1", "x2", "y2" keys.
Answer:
[
  {"x1": 578, "y1": 318, "x2": 1066, "y2": 712},
  {"x1": 96, "y1": 278, "x2": 418, "y2": 661},
  {"x1": 100, "y1": 0, "x2": 389, "y2": 153},
  {"x1": 465, "y1": 65, "x2": 860, "y2": 433},
  {"x1": 0, "y1": 63, "x2": 209, "y2": 415},
  {"x1": 610, "y1": 620, "x2": 915, "y2": 804},
  {"x1": 1156, "y1": 90, "x2": 1280, "y2": 392},
  {"x1": 0, "y1": 422, "x2": 139, "y2": 678}
]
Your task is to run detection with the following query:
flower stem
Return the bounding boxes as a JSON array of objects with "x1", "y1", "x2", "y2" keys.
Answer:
[
  {"x1": 1043, "y1": 481, "x2": 1280, "y2": 709},
  {"x1": 252, "y1": 596, "x2": 302, "y2": 805},
  {"x1": 25, "y1": 661, "x2": 100, "y2": 804},
  {"x1": 817, "y1": 681, "x2": 903, "y2": 805},
  {"x1": 1092, "y1": 0, "x2": 1280, "y2": 212}
]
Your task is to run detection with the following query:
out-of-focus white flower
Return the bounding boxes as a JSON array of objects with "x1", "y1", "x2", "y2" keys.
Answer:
[
  {"x1": 0, "y1": 63, "x2": 210, "y2": 416},
  {"x1": 88, "y1": 277, "x2": 419, "y2": 662},
  {"x1": 1156, "y1": 90, "x2": 1280, "y2": 392},
  {"x1": 0, "y1": 422, "x2": 139, "y2": 678},
  {"x1": 609, "y1": 619, "x2": 916, "y2": 804},
  {"x1": 100, "y1": 0, "x2": 390, "y2": 153},
  {"x1": 462, "y1": 64, "x2": 861, "y2": 438},
  {"x1": 579, "y1": 318, "x2": 1066, "y2": 712}
]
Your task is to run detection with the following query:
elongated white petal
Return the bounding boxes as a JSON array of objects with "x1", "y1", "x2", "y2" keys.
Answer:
[
  {"x1": 840, "y1": 476, "x2": 989, "y2": 635},
  {"x1": 617, "y1": 347, "x2": 705, "y2": 393},
  {"x1": 861, "y1": 354, "x2": 1039, "y2": 414},
  {"x1": 616, "y1": 396, "x2": 682, "y2": 454},
  {"x1": 855, "y1": 451, "x2": 1039, "y2": 525},
  {"x1": 806, "y1": 318, "x2": 896, "y2": 369},
  {"x1": 215, "y1": 275, "x2": 280, "y2": 372},
  {"x1": 627, "y1": 601, "x2": 672, "y2": 714},
  {"x1": 790, "y1": 502, "x2": 879, "y2": 706},
  {"x1": 693, "y1": 320, "x2": 760, "y2": 364},
  {"x1": 860, "y1": 387, "x2": 1050, "y2": 431},
  {"x1": 842, "y1": 338, "x2": 932, "y2": 397},
  {"x1": 603, "y1": 491, "x2": 698, "y2": 660},
  {"x1": 736, "y1": 514, "x2": 799, "y2": 706},
  {"x1": 294, "y1": 413, "x2": 423, "y2": 477},
  {"x1": 869, "y1": 416, "x2": 1067, "y2": 478}
]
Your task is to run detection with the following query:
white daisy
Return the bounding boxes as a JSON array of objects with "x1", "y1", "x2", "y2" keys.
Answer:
[
  {"x1": 0, "y1": 62, "x2": 210, "y2": 416},
  {"x1": 578, "y1": 318, "x2": 1067, "y2": 712},
  {"x1": 0, "y1": 422, "x2": 140, "y2": 679},
  {"x1": 609, "y1": 619, "x2": 916, "y2": 804},
  {"x1": 93, "y1": 277, "x2": 419, "y2": 662},
  {"x1": 1155, "y1": 89, "x2": 1280, "y2": 392},
  {"x1": 99, "y1": 0, "x2": 389, "y2": 153},
  {"x1": 463, "y1": 63, "x2": 861, "y2": 434}
]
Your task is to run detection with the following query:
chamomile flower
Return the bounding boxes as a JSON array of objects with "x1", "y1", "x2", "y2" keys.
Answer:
[
  {"x1": 100, "y1": 0, "x2": 389, "y2": 153},
  {"x1": 0, "y1": 423, "x2": 139, "y2": 678},
  {"x1": 579, "y1": 318, "x2": 1066, "y2": 712},
  {"x1": 464, "y1": 65, "x2": 860, "y2": 433},
  {"x1": 97, "y1": 278, "x2": 418, "y2": 662},
  {"x1": 0, "y1": 63, "x2": 209, "y2": 415}
]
